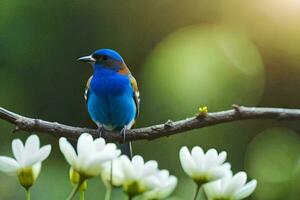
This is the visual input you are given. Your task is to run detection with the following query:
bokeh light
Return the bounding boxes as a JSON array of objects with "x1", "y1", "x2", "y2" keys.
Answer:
[
  {"x1": 141, "y1": 25, "x2": 264, "y2": 122},
  {"x1": 246, "y1": 127, "x2": 300, "y2": 183},
  {"x1": 245, "y1": 127, "x2": 300, "y2": 199}
]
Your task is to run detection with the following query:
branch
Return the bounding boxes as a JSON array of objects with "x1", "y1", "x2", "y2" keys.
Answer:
[{"x1": 1, "y1": 105, "x2": 300, "y2": 143}]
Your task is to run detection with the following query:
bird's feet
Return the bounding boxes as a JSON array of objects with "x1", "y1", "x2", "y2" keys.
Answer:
[
  {"x1": 120, "y1": 126, "x2": 132, "y2": 158},
  {"x1": 120, "y1": 126, "x2": 128, "y2": 143},
  {"x1": 97, "y1": 126, "x2": 104, "y2": 138}
]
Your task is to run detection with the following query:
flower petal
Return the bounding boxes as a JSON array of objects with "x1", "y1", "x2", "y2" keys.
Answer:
[
  {"x1": 204, "y1": 148, "x2": 219, "y2": 168},
  {"x1": 101, "y1": 160, "x2": 124, "y2": 186},
  {"x1": 143, "y1": 174, "x2": 160, "y2": 190},
  {"x1": 223, "y1": 171, "x2": 247, "y2": 197},
  {"x1": 59, "y1": 138, "x2": 77, "y2": 167},
  {"x1": 100, "y1": 143, "x2": 119, "y2": 157},
  {"x1": 132, "y1": 155, "x2": 144, "y2": 171},
  {"x1": 93, "y1": 138, "x2": 106, "y2": 151},
  {"x1": 119, "y1": 155, "x2": 135, "y2": 179},
  {"x1": 159, "y1": 176, "x2": 177, "y2": 198},
  {"x1": 233, "y1": 179, "x2": 257, "y2": 199},
  {"x1": 191, "y1": 146, "x2": 205, "y2": 172},
  {"x1": 37, "y1": 145, "x2": 51, "y2": 161},
  {"x1": 77, "y1": 133, "x2": 93, "y2": 163},
  {"x1": 145, "y1": 174, "x2": 178, "y2": 199},
  {"x1": 205, "y1": 180, "x2": 223, "y2": 199},
  {"x1": 12, "y1": 139, "x2": 24, "y2": 164},
  {"x1": 142, "y1": 160, "x2": 158, "y2": 177},
  {"x1": 191, "y1": 146, "x2": 204, "y2": 158},
  {"x1": 25, "y1": 134, "x2": 40, "y2": 153},
  {"x1": 179, "y1": 146, "x2": 197, "y2": 177},
  {"x1": 158, "y1": 169, "x2": 170, "y2": 179},
  {"x1": 0, "y1": 156, "x2": 20, "y2": 174},
  {"x1": 32, "y1": 162, "x2": 42, "y2": 180},
  {"x1": 207, "y1": 163, "x2": 231, "y2": 181},
  {"x1": 85, "y1": 149, "x2": 120, "y2": 170},
  {"x1": 23, "y1": 145, "x2": 51, "y2": 167},
  {"x1": 217, "y1": 151, "x2": 227, "y2": 165}
]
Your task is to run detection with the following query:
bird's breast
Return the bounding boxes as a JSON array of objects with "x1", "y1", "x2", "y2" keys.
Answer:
[
  {"x1": 90, "y1": 70, "x2": 131, "y2": 97},
  {"x1": 87, "y1": 69, "x2": 136, "y2": 129}
]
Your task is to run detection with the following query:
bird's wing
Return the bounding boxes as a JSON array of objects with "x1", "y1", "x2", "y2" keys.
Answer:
[
  {"x1": 129, "y1": 74, "x2": 140, "y2": 119},
  {"x1": 84, "y1": 75, "x2": 93, "y2": 103}
]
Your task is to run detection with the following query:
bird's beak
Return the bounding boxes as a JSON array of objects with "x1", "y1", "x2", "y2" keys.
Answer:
[{"x1": 77, "y1": 55, "x2": 96, "y2": 63}]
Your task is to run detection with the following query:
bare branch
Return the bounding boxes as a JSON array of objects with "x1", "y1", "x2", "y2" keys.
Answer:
[{"x1": 1, "y1": 106, "x2": 300, "y2": 143}]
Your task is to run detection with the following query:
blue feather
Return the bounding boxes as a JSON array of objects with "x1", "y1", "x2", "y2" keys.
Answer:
[
  {"x1": 87, "y1": 66, "x2": 136, "y2": 130},
  {"x1": 93, "y1": 49, "x2": 124, "y2": 62}
]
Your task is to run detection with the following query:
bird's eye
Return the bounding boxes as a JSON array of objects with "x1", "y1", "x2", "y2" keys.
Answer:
[
  {"x1": 92, "y1": 54, "x2": 101, "y2": 60},
  {"x1": 92, "y1": 54, "x2": 109, "y2": 62}
]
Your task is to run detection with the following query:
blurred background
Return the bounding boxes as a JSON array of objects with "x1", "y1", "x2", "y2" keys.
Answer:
[{"x1": 1, "y1": 0, "x2": 300, "y2": 199}]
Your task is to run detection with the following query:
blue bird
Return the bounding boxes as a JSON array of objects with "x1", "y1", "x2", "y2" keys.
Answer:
[{"x1": 78, "y1": 49, "x2": 140, "y2": 158}]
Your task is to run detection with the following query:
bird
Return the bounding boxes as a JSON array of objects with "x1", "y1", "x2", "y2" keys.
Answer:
[{"x1": 78, "y1": 49, "x2": 140, "y2": 158}]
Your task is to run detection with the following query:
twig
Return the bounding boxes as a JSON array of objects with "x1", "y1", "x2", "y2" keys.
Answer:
[{"x1": 1, "y1": 105, "x2": 300, "y2": 142}]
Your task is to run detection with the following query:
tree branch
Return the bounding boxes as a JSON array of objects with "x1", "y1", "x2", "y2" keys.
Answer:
[{"x1": 1, "y1": 105, "x2": 300, "y2": 143}]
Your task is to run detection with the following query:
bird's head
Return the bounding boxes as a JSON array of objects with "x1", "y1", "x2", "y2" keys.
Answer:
[{"x1": 78, "y1": 49, "x2": 129, "y2": 74}]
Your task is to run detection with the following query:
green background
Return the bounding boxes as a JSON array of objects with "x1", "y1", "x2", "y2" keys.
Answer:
[{"x1": 1, "y1": 0, "x2": 300, "y2": 199}]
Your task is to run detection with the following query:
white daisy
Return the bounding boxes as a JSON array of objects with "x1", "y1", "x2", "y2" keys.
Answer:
[
  {"x1": 143, "y1": 169, "x2": 177, "y2": 200},
  {"x1": 205, "y1": 171, "x2": 257, "y2": 200},
  {"x1": 179, "y1": 146, "x2": 230, "y2": 184},
  {"x1": 0, "y1": 134, "x2": 51, "y2": 189},
  {"x1": 59, "y1": 133, "x2": 121, "y2": 178}
]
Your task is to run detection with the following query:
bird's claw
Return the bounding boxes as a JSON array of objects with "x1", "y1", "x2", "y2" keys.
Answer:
[
  {"x1": 121, "y1": 127, "x2": 128, "y2": 143},
  {"x1": 97, "y1": 126, "x2": 104, "y2": 138}
]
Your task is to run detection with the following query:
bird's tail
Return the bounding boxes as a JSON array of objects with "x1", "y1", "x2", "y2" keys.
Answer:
[{"x1": 120, "y1": 142, "x2": 132, "y2": 159}]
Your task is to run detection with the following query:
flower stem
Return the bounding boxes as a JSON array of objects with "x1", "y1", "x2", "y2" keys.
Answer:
[
  {"x1": 105, "y1": 187, "x2": 112, "y2": 200},
  {"x1": 67, "y1": 178, "x2": 86, "y2": 200},
  {"x1": 80, "y1": 191, "x2": 85, "y2": 200},
  {"x1": 105, "y1": 161, "x2": 113, "y2": 200},
  {"x1": 193, "y1": 183, "x2": 201, "y2": 200},
  {"x1": 110, "y1": 161, "x2": 113, "y2": 186},
  {"x1": 201, "y1": 187, "x2": 208, "y2": 200},
  {"x1": 26, "y1": 189, "x2": 31, "y2": 200}
]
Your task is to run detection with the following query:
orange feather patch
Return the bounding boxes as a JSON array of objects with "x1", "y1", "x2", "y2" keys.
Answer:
[{"x1": 117, "y1": 62, "x2": 130, "y2": 75}]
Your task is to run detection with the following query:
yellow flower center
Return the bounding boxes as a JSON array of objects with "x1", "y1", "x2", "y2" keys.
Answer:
[
  {"x1": 69, "y1": 168, "x2": 88, "y2": 191},
  {"x1": 18, "y1": 168, "x2": 35, "y2": 190},
  {"x1": 123, "y1": 181, "x2": 146, "y2": 197}
]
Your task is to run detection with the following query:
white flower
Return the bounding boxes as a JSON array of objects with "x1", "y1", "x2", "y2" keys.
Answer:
[
  {"x1": 179, "y1": 146, "x2": 230, "y2": 184},
  {"x1": 59, "y1": 133, "x2": 120, "y2": 178},
  {"x1": 205, "y1": 171, "x2": 257, "y2": 200},
  {"x1": 101, "y1": 158, "x2": 125, "y2": 187},
  {"x1": 143, "y1": 169, "x2": 178, "y2": 200},
  {"x1": 103, "y1": 155, "x2": 159, "y2": 197},
  {"x1": 0, "y1": 134, "x2": 51, "y2": 189}
]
